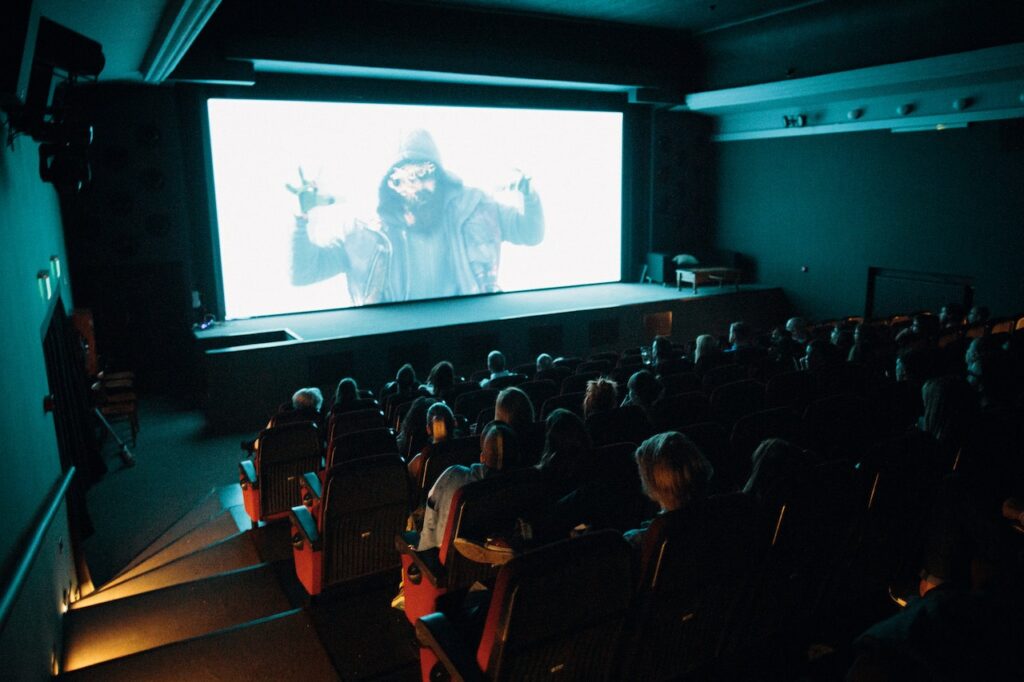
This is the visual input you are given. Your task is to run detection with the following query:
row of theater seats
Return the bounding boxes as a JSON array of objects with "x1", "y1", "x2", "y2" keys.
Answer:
[{"x1": 232, "y1": 310, "x2": 1023, "y2": 680}]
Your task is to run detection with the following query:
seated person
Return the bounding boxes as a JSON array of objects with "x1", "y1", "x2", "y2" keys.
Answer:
[
  {"x1": 966, "y1": 305, "x2": 990, "y2": 327},
  {"x1": 583, "y1": 377, "x2": 618, "y2": 419},
  {"x1": 422, "y1": 360, "x2": 456, "y2": 399},
  {"x1": 785, "y1": 317, "x2": 811, "y2": 346},
  {"x1": 245, "y1": 387, "x2": 323, "y2": 453},
  {"x1": 397, "y1": 396, "x2": 437, "y2": 459},
  {"x1": 621, "y1": 369, "x2": 663, "y2": 411},
  {"x1": 407, "y1": 401, "x2": 457, "y2": 496},
  {"x1": 418, "y1": 421, "x2": 520, "y2": 551},
  {"x1": 535, "y1": 352, "x2": 554, "y2": 374},
  {"x1": 723, "y1": 320, "x2": 767, "y2": 365},
  {"x1": 331, "y1": 377, "x2": 360, "y2": 412},
  {"x1": 536, "y1": 408, "x2": 594, "y2": 498},
  {"x1": 494, "y1": 386, "x2": 534, "y2": 433},
  {"x1": 381, "y1": 363, "x2": 423, "y2": 402},
  {"x1": 624, "y1": 431, "x2": 714, "y2": 547},
  {"x1": 693, "y1": 333, "x2": 722, "y2": 378},
  {"x1": 479, "y1": 350, "x2": 511, "y2": 387}
]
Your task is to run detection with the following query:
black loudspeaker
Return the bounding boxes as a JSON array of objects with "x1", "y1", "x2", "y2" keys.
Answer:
[
  {"x1": 0, "y1": 0, "x2": 40, "y2": 110},
  {"x1": 650, "y1": 111, "x2": 716, "y2": 251},
  {"x1": 646, "y1": 252, "x2": 673, "y2": 284}
]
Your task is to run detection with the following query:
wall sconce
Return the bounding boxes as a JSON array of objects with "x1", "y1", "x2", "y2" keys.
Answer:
[
  {"x1": 37, "y1": 271, "x2": 52, "y2": 301},
  {"x1": 49, "y1": 254, "x2": 61, "y2": 280}
]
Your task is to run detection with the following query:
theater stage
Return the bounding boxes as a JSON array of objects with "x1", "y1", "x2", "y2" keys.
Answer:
[{"x1": 194, "y1": 282, "x2": 790, "y2": 430}]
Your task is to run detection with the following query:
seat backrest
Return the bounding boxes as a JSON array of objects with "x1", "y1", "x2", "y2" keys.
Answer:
[
  {"x1": 679, "y1": 422, "x2": 731, "y2": 490},
  {"x1": 420, "y1": 436, "x2": 480, "y2": 493},
  {"x1": 478, "y1": 531, "x2": 633, "y2": 682},
  {"x1": 329, "y1": 426, "x2": 397, "y2": 467},
  {"x1": 320, "y1": 454, "x2": 410, "y2": 586},
  {"x1": 633, "y1": 494, "x2": 764, "y2": 680},
  {"x1": 702, "y1": 363, "x2": 748, "y2": 393},
  {"x1": 560, "y1": 371, "x2": 600, "y2": 395},
  {"x1": 255, "y1": 422, "x2": 323, "y2": 518},
  {"x1": 651, "y1": 391, "x2": 709, "y2": 431},
  {"x1": 453, "y1": 388, "x2": 499, "y2": 421},
  {"x1": 517, "y1": 380, "x2": 558, "y2": 415},
  {"x1": 765, "y1": 370, "x2": 816, "y2": 410},
  {"x1": 709, "y1": 379, "x2": 765, "y2": 428},
  {"x1": 540, "y1": 391, "x2": 585, "y2": 420},
  {"x1": 586, "y1": 405, "x2": 652, "y2": 448},
  {"x1": 487, "y1": 373, "x2": 528, "y2": 390},
  {"x1": 330, "y1": 407, "x2": 386, "y2": 439},
  {"x1": 576, "y1": 359, "x2": 611, "y2": 375},
  {"x1": 441, "y1": 467, "x2": 548, "y2": 590},
  {"x1": 802, "y1": 393, "x2": 875, "y2": 461},
  {"x1": 660, "y1": 371, "x2": 702, "y2": 396}
]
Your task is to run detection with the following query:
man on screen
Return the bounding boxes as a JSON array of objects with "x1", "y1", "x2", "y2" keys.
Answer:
[{"x1": 287, "y1": 129, "x2": 544, "y2": 304}]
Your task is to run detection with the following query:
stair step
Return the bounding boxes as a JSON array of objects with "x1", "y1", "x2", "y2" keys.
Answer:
[
  {"x1": 101, "y1": 507, "x2": 248, "y2": 591},
  {"x1": 62, "y1": 563, "x2": 294, "y2": 672},
  {"x1": 71, "y1": 532, "x2": 262, "y2": 609},
  {"x1": 59, "y1": 609, "x2": 340, "y2": 681}
]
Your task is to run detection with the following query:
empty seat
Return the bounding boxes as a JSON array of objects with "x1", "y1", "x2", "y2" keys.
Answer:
[
  {"x1": 328, "y1": 426, "x2": 398, "y2": 468},
  {"x1": 487, "y1": 372, "x2": 528, "y2": 390},
  {"x1": 560, "y1": 371, "x2": 600, "y2": 395},
  {"x1": 239, "y1": 421, "x2": 322, "y2": 524},
  {"x1": 659, "y1": 371, "x2": 702, "y2": 396},
  {"x1": 709, "y1": 379, "x2": 765, "y2": 429},
  {"x1": 650, "y1": 391, "x2": 709, "y2": 431},
  {"x1": 328, "y1": 407, "x2": 386, "y2": 441},
  {"x1": 586, "y1": 405, "x2": 652, "y2": 448},
  {"x1": 575, "y1": 359, "x2": 611, "y2": 375},
  {"x1": 540, "y1": 391, "x2": 585, "y2": 420},
  {"x1": 290, "y1": 454, "x2": 410, "y2": 595}
]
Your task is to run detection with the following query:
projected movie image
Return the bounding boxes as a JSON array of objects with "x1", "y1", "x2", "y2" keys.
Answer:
[{"x1": 207, "y1": 99, "x2": 623, "y2": 319}]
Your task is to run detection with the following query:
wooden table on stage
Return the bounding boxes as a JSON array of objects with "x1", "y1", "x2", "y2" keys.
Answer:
[{"x1": 676, "y1": 267, "x2": 741, "y2": 293}]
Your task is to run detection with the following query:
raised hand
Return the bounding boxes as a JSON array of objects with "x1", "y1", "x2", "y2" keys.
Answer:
[{"x1": 286, "y1": 166, "x2": 336, "y2": 215}]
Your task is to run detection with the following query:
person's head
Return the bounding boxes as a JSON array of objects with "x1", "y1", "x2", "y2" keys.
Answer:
[
  {"x1": 729, "y1": 321, "x2": 753, "y2": 347},
  {"x1": 487, "y1": 350, "x2": 506, "y2": 374},
  {"x1": 495, "y1": 386, "x2": 534, "y2": 430},
  {"x1": 743, "y1": 438, "x2": 809, "y2": 500},
  {"x1": 333, "y1": 377, "x2": 359, "y2": 406},
  {"x1": 394, "y1": 363, "x2": 418, "y2": 392},
  {"x1": 626, "y1": 370, "x2": 663, "y2": 408},
  {"x1": 480, "y1": 421, "x2": 520, "y2": 471},
  {"x1": 538, "y1": 408, "x2": 592, "y2": 482},
  {"x1": 651, "y1": 335, "x2": 672, "y2": 364},
  {"x1": 378, "y1": 130, "x2": 447, "y2": 228},
  {"x1": 830, "y1": 326, "x2": 854, "y2": 353},
  {"x1": 634, "y1": 432, "x2": 714, "y2": 512},
  {"x1": 292, "y1": 387, "x2": 323, "y2": 412},
  {"x1": 920, "y1": 376, "x2": 975, "y2": 446},
  {"x1": 786, "y1": 317, "x2": 809, "y2": 342},
  {"x1": 939, "y1": 302, "x2": 966, "y2": 328},
  {"x1": 910, "y1": 313, "x2": 940, "y2": 339},
  {"x1": 803, "y1": 338, "x2": 833, "y2": 371},
  {"x1": 426, "y1": 360, "x2": 455, "y2": 395},
  {"x1": 967, "y1": 305, "x2": 990, "y2": 326},
  {"x1": 399, "y1": 396, "x2": 436, "y2": 451},
  {"x1": 895, "y1": 348, "x2": 936, "y2": 384},
  {"x1": 583, "y1": 377, "x2": 618, "y2": 419},
  {"x1": 425, "y1": 401, "x2": 455, "y2": 444},
  {"x1": 693, "y1": 334, "x2": 719, "y2": 363},
  {"x1": 536, "y1": 353, "x2": 554, "y2": 373}
]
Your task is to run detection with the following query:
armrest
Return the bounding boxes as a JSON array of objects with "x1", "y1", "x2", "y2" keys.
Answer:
[
  {"x1": 395, "y1": 532, "x2": 445, "y2": 587},
  {"x1": 239, "y1": 460, "x2": 258, "y2": 486},
  {"x1": 301, "y1": 471, "x2": 322, "y2": 503},
  {"x1": 290, "y1": 505, "x2": 320, "y2": 544},
  {"x1": 415, "y1": 612, "x2": 484, "y2": 682}
]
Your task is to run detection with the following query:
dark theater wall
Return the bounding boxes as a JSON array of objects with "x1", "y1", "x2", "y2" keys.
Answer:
[{"x1": 712, "y1": 120, "x2": 1024, "y2": 321}]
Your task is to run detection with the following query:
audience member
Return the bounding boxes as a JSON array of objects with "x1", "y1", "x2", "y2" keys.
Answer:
[
  {"x1": 693, "y1": 334, "x2": 722, "y2": 377},
  {"x1": 292, "y1": 387, "x2": 324, "y2": 412},
  {"x1": 382, "y1": 363, "x2": 421, "y2": 401},
  {"x1": 624, "y1": 431, "x2": 714, "y2": 546},
  {"x1": 785, "y1": 317, "x2": 811, "y2": 345},
  {"x1": 536, "y1": 352, "x2": 554, "y2": 374},
  {"x1": 582, "y1": 377, "x2": 618, "y2": 419},
  {"x1": 966, "y1": 305, "x2": 990, "y2": 326},
  {"x1": 536, "y1": 408, "x2": 593, "y2": 496},
  {"x1": 423, "y1": 360, "x2": 455, "y2": 398},
  {"x1": 480, "y1": 350, "x2": 511, "y2": 387},
  {"x1": 407, "y1": 401, "x2": 456, "y2": 486},
  {"x1": 621, "y1": 369, "x2": 663, "y2": 411},
  {"x1": 724, "y1": 320, "x2": 766, "y2": 365},
  {"x1": 397, "y1": 396, "x2": 437, "y2": 458},
  {"x1": 741, "y1": 438, "x2": 811, "y2": 504},
  {"x1": 332, "y1": 377, "x2": 361, "y2": 411},
  {"x1": 938, "y1": 301, "x2": 966, "y2": 330},
  {"x1": 418, "y1": 421, "x2": 520, "y2": 550},
  {"x1": 494, "y1": 386, "x2": 534, "y2": 433}
]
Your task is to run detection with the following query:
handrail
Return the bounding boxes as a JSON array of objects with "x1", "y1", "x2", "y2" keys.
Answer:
[{"x1": 0, "y1": 466, "x2": 76, "y2": 636}]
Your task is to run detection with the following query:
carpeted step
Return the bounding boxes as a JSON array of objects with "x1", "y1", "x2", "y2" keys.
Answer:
[
  {"x1": 62, "y1": 563, "x2": 294, "y2": 672},
  {"x1": 99, "y1": 506, "x2": 249, "y2": 591},
  {"x1": 59, "y1": 609, "x2": 340, "y2": 681},
  {"x1": 71, "y1": 531, "x2": 263, "y2": 609}
]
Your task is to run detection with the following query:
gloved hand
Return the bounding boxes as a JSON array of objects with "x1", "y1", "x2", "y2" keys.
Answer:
[{"x1": 285, "y1": 166, "x2": 336, "y2": 215}]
